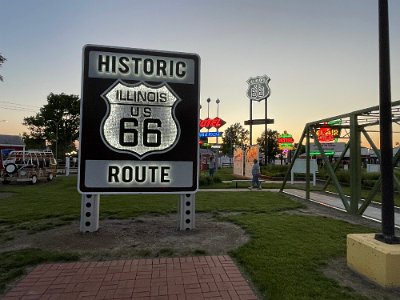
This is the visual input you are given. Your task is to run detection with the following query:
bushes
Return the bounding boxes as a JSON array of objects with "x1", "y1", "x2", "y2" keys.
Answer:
[
  {"x1": 360, "y1": 172, "x2": 380, "y2": 189},
  {"x1": 261, "y1": 164, "x2": 289, "y2": 178},
  {"x1": 362, "y1": 172, "x2": 380, "y2": 181},
  {"x1": 318, "y1": 167, "x2": 382, "y2": 189},
  {"x1": 335, "y1": 170, "x2": 351, "y2": 185},
  {"x1": 199, "y1": 174, "x2": 222, "y2": 186},
  {"x1": 362, "y1": 180, "x2": 378, "y2": 189}
]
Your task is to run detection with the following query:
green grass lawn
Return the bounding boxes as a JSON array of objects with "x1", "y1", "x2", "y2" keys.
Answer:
[
  {"x1": 225, "y1": 214, "x2": 372, "y2": 300},
  {"x1": 322, "y1": 184, "x2": 400, "y2": 207},
  {"x1": 216, "y1": 167, "x2": 400, "y2": 206},
  {"x1": 0, "y1": 175, "x2": 375, "y2": 299}
]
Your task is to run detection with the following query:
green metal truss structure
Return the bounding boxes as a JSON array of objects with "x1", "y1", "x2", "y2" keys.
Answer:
[{"x1": 280, "y1": 100, "x2": 400, "y2": 215}]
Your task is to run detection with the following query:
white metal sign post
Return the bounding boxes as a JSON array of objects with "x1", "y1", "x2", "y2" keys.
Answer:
[
  {"x1": 79, "y1": 45, "x2": 200, "y2": 232},
  {"x1": 246, "y1": 75, "x2": 271, "y2": 162}
]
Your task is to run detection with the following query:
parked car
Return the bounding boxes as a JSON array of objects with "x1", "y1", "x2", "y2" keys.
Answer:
[{"x1": 1, "y1": 150, "x2": 57, "y2": 184}]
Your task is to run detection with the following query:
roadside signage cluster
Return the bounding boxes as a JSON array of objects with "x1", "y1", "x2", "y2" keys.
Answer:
[
  {"x1": 199, "y1": 116, "x2": 226, "y2": 149},
  {"x1": 278, "y1": 131, "x2": 294, "y2": 150},
  {"x1": 312, "y1": 119, "x2": 342, "y2": 155},
  {"x1": 79, "y1": 45, "x2": 200, "y2": 194}
]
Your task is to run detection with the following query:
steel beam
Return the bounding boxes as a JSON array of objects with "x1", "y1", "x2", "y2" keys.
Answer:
[
  {"x1": 306, "y1": 126, "x2": 310, "y2": 200},
  {"x1": 280, "y1": 128, "x2": 307, "y2": 192},
  {"x1": 349, "y1": 114, "x2": 361, "y2": 214},
  {"x1": 309, "y1": 128, "x2": 350, "y2": 211}
]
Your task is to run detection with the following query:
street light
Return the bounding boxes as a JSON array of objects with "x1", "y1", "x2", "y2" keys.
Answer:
[
  {"x1": 206, "y1": 98, "x2": 211, "y2": 119},
  {"x1": 216, "y1": 99, "x2": 220, "y2": 144},
  {"x1": 48, "y1": 120, "x2": 60, "y2": 162},
  {"x1": 376, "y1": 0, "x2": 399, "y2": 244}
]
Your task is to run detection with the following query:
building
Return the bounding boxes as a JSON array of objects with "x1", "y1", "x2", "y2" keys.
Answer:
[{"x1": 0, "y1": 135, "x2": 25, "y2": 169}]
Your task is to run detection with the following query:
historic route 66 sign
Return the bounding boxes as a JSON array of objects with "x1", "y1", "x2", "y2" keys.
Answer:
[
  {"x1": 246, "y1": 75, "x2": 271, "y2": 102},
  {"x1": 79, "y1": 45, "x2": 200, "y2": 194},
  {"x1": 101, "y1": 80, "x2": 181, "y2": 158}
]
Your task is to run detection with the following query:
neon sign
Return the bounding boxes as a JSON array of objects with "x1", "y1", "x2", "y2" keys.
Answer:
[
  {"x1": 199, "y1": 117, "x2": 226, "y2": 129},
  {"x1": 278, "y1": 131, "x2": 294, "y2": 150},
  {"x1": 278, "y1": 136, "x2": 294, "y2": 144},
  {"x1": 316, "y1": 119, "x2": 342, "y2": 143},
  {"x1": 199, "y1": 132, "x2": 223, "y2": 138}
]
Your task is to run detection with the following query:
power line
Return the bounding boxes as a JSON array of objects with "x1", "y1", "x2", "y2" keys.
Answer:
[
  {"x1": 0, "y1": 101, "x2": 40, "y2": 112},
  {"x1": 0, "y1": 100, "x2": 41, "y2": 108}
]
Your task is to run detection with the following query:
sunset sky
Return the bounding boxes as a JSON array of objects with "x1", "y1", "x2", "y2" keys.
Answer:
[{"x1": 1, "y1": 0, "x2": 399, "y2": 147}]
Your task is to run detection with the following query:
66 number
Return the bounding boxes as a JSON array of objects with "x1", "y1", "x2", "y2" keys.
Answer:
[{"x1": 119, "y1": 118, "x2": 162, "y2": 147}]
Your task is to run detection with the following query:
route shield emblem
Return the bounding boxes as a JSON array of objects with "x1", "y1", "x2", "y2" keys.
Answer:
[
  {"x1": 246, "y1": 75, "x2": 271, "y2": 102},
  {"x1": 101, "y1": 80, "x2": 181, "y2": 158}
]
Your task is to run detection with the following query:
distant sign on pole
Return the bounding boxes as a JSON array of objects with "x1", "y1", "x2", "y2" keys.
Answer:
[
  {"x1": 78, "y1": 45, "x2": 200, "y2": 194},
  {"x1": 246, "y1": 75, "x2": 271, "y2": 102}
]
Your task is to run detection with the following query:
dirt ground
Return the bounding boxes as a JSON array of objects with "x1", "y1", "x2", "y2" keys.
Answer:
[
  {"x1": 1, "y1": 191, "x2": 400, "y2": 299},
  {"x1": 1, "y1": 213, "x2": 249, "y2": 260}
]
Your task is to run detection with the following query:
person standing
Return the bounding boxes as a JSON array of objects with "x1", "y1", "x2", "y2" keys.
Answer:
[
  {"x1": 249, "y1": 159, "x2": 262, "y2": 190},
  {"x1": 208, "y1": 157, "x2": 216, "y2": 177}
]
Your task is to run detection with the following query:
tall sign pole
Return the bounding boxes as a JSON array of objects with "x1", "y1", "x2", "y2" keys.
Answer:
[
  {"x1": 79, "y1": 45, "x2": 200, "y2": 232},
  {"x1": 246, "y1": 75, "x2": 271, "y2": 163},
  {"x1": 375, "y1": 0, "x2": 399, "y2": 244},
  {"x1": 265, "y1": 94, "x2": 268, "y2": 163},
  {"x1": 250, "y1": 97, "x2": 253, "y2": 144}
]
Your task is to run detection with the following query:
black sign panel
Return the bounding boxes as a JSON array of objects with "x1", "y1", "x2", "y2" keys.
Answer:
[
  {"x1": 244, "y1": 119, "x2": 274, "y2": 125},
  {"x1": 78, "y1": 45, "x2": 200, "y2": 194}
]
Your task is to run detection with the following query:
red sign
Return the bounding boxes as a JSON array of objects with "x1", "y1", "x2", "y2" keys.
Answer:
[
  {"x1": 316, "y1": 126, "x2": 340, "y2": 142},
  {"x1": 278, "y1": 137, "x2": 294, "y2": 144},
  {"x1": 199, "y1": 117, "x2": 226, "y2": 129}
]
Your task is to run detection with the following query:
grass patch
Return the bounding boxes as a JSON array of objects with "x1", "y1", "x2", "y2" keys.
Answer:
[
  {"x1": 325, "y1": 184, "x2": 400, "y2": 207},
  {"x1": 196, "y1": 191, "x2": 304, "y2": 213},
  {"x1": 225, "y1": 213, "x2": 373, "y2": 300},
  {"x1": 0, "y1": 248, "x2": 78, "y2": 293},
  {"x1": 156, "y1": 248, "x2": 175, "y2": 257},
  {"x1": 192, "y1": 249, "x2": 207, "y2": 255},
  {"x1": 0, "y1": 178, "x2": 303, "y2": 226},
  {"x1": 207, "y1": 167, "x2": 236, "y2": 181},
  {"x1": 135, "y1": 250, "x2": 152, "y2": 257}
]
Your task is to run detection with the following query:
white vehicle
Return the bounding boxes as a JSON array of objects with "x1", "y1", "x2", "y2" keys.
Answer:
[{"x1": 1, "y1": 150, "x2": 57, "y2": 184}]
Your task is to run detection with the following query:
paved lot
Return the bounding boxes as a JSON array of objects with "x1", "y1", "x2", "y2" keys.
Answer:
[{"x1": 3, "y1": 256, "x2": 258, "y2": 300}]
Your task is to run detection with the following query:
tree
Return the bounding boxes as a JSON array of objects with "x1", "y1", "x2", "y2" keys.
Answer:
[
  {"x1": 0, "y1": 53, "x2": 6, "y2": 82},
  {"x1": 23, "y1": 93, "x2": 80, "y2": 159},
  {"x1": 221, "y1": 122, "x2": 249, "y2": 155},
  {"x1": 257, "y1": 129, "x2": 279, "y2": 163}
]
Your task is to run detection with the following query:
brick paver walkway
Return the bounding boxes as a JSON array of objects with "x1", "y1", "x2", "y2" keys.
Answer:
[{"x1": 3, "y1": 256, "x2": 258, "y2": 300}]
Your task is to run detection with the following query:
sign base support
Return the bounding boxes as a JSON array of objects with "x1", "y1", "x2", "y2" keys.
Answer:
[
  {"x1": 80, "y1": 194, "x2": 100, "y2": 232},
  {"x1": 178, "y1": 194, "x2": 195, "y2": 230}
]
